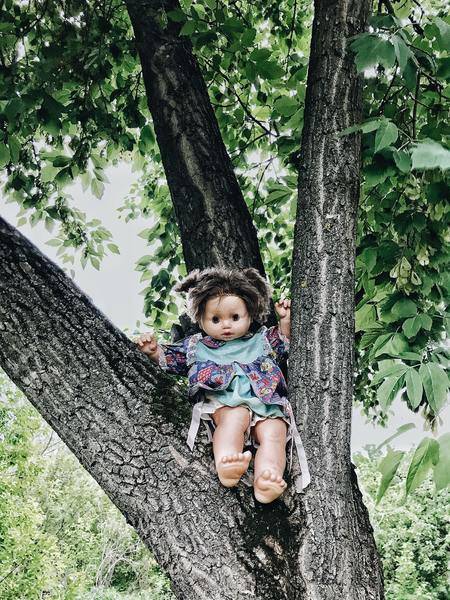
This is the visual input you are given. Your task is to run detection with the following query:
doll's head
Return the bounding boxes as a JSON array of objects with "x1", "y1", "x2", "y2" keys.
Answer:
[{"x1": 174, "y1": 267, "x2": 272, "y2": 340}]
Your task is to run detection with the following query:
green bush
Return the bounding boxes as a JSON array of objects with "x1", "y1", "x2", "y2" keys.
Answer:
[
  {"x1": 355, "y1": 446, "x2": 450, "y2": 600},
  {"x1": 0, "y1": 373, "x2": 174, "y2": 600}
]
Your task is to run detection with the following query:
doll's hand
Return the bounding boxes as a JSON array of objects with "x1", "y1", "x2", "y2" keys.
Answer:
[
  {"x1": 135, "y1": 332, "x2": 160, "y2": 360},
  {"x1": 275, "y1": 298, "x2": 291, "y2": 321}
]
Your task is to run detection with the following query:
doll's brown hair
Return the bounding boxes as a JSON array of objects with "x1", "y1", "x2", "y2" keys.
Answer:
[{"x1": 174, "y1": 267, "x2": 272, "y2": 324}]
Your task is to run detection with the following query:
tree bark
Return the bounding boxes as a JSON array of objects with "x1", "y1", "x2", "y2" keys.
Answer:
[
  {"x1": 124, "y1": 0, "x2": 264, "y2": 274},
  {"x1": 0, "y1": 216, "x2": 313, "y2": 599},
  {"x1": 290, "y1": 1, "x2": 384, "y2": 598}
]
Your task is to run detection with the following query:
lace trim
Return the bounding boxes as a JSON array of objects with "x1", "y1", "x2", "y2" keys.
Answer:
[
  {"x1": 158, "y1": 347, "x2": 168, "y2": 370},
  {"x1": 186, "y1": 333, "x2": 203, "y2": 366}
]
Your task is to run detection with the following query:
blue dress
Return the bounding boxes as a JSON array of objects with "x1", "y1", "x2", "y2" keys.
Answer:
[
  {"x1": 157, "y1": 325, "x2": 311, "y2": 490},
  {"x1": 195, "y1": 332, "x2": 285, "y2": 419}
]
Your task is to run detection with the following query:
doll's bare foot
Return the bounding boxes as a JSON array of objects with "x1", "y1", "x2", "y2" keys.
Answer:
[
  {"x1": 216, "y1": 450, "x2": 252, "y2": 487},
  {"x1": 254, "y1": 469, "x2": 287, "y2": 503}
]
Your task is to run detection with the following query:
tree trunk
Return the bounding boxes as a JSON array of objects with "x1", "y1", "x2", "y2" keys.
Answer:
[
  {"x1": 0, "y1": 215, "x2": 353, "y2": 599},
  {"x1": 290, "y1": 1, "x2": 384, "y2": 598},
  {"x1": 124, "y1": 0, "x2": 264, "y2": 274}
]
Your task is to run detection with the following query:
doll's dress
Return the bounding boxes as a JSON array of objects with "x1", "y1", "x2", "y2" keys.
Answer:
[
  {"x1": 158, "y1": 325, "x2": 311, "y2": 491},
  {"x1": 191, "y1": 331, "x2": 288, "y2": 444}
]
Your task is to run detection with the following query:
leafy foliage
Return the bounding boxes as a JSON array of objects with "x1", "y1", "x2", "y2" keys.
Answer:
[
  {"x1": 355, "y1": 445, "x2": 450, "y2": 600},
  {"x1": 0, "y1": 3, "x2": 448, "y2": 451},
  {"x1": 0, "y1": 371, "x2": 174, "y2": 600}
]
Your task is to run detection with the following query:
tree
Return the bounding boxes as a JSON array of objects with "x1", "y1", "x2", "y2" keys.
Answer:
[{"x1": 0, "y1": 0, "x2": 448, "y2": 598}]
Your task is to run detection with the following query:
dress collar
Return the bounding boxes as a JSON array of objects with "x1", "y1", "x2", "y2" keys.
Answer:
[{"x1": 200, "y1": 330, "x2": 255, "y2": 348}]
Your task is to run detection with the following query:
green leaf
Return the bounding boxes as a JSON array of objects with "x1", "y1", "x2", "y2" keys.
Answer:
[
  {"x1": 371, "y1": 363, "x2": 409, "y2": 387},
  {"x1": 41, "y1": 164, "x2": 60, "y2": 183},
  {"x1": 274, "y1": 96, "x2": 298, "y2": 117},
  {"x1": 402, "y1": 316, "x2": 421, "y2": 338},
  {"x1": 376, "y1": 448, "x2": 405, "y2": 503},
  {"x1": 241, "y1": 28, "x2": 257, "y2": 46},
  {"x1": 91, "y1": 178, "x2": 105, "y2": 200},
  {"x1": 419, "y1": 363, "x2": 449, "y2": 414},
  {"x1": 8, "y1": 136, "x2": 21, "y2": 163},
  {"x1": 403, "y1": 58, "x2": 418, "y2": 91},
  {"x1": 377, "y1": 374, "x2": 404, "y2": 411},
  {"x1": 256, "y1": 61, "x2": 285, "y2": 80},
  {"x1": 359, "y1": 247, "x2": 377, "y2": 273},
  {"x1": 338, "y1": 119, "x2": 382, "y2": 137},
  {"x1": 405, "y1": 368, "x2": 423, "y2": 409},
  {"x1": 90, "y1": 256, "x2": 100, "y2": 270},
  {"x1": 402, "y1": 314, "x2": 432, "y2": 338},
  {"x1": 395, "y1": 351, "x2": 422, "y2": 361},
  {"x1": 405, "y1": 438, "x2": 439, "y2": 496},
  {"x1": 391, "y1": 34, "x2": 412, "y2": 73},
  {"x1": 411, "y1": 140, "x2": 450, "y2": 171},
  {"x1": 349, "y1": 34, "x2": 395, "y2": 72},
  {"x1": 250, "y1": 48, "x2": 272, "y2": 61},
  {"x1": 375, "y1": 333, "x2": 409, "y2": 358},
  {"x1": 392, "y1": 298, "x2": 417, "y2": 319},
  {"x1": 433, "y1": 433, "x2": 450, "y2": 491},
  {"x1": 180, "y1": 20, "x2": 196, "y2": 36},
  {"x1": 0, "y1": 142, "x2": 11, "y2": 168},
  {"x1": 45, "y1": 238, "x2": 62, "y2": 247},
  {"x1": 374, "y1": 120, "x2": 398, "y2": 154},
  {"x1": 167, "y1": 9, "x2": 187, "y2": 22},
  {"x1": 136, "y1": 255, "x2": 153, "y2": 267},
  {"x1": 419, "y1": 314, "x2": 432, "y2": 331},
  {"x1": 392, "y1": 149, "x2": 411, "y2": 173},
  {"x1": 435, "y1": 17, "x2": 450, "y2": 49},
  {"x1": 376, "y1": 423, "x2": 416, "y2": 451},
  {"x1": 107, "y1": 243, "x2": 120, "y2": 255},
  {"x1": 364, "y1": 164, "x2": 395, "y2": 187},
  {"x1": 355, "y1": 303, "x2": 376, "y2": 333}
]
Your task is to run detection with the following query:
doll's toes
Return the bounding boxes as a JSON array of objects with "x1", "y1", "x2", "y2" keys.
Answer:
[
  {"x1": 216, "y1": 451, "x2": 252, "y2": 488},
  {"x1": 254, "y1": 469, "x2": 287, "y2": 503}
]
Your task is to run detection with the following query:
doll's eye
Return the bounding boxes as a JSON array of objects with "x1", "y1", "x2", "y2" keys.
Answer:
[
  {"x1": 232, "y1": 314, "x2": 240, "y2": 321},
  {"x1": 212, "y1": 316, "x2": 220, "y2": 324}
]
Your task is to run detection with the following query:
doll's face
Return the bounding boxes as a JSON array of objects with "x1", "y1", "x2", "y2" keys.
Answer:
[{"x1": 200, "y1": 295, "x2": 251, "y2": 341}]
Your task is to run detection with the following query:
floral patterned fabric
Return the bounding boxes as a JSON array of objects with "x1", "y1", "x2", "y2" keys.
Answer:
[{"x1": 158, "y1": 325, "x2": 290, "y2": 413}]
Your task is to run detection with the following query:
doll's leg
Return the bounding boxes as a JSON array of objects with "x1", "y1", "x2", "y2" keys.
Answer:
[
  {"x1": 253, "y1": 418, "x2": 288, "y2": 503},
  {"x1": 212, "y1": 406, "x2": 252, "y2": 487}
]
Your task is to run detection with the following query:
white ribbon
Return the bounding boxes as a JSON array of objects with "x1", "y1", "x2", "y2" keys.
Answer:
[
  {"x1": 186, "y1": 400, "x2": 205, "y2": 450},
  {"x1": 287, "y1": 402, "x2": 311, "y2": 492}
]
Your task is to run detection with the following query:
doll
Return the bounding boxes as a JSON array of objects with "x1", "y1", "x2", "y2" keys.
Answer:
[{"x1": 136, "y1": 267, "x2": 310, "y2": 503}]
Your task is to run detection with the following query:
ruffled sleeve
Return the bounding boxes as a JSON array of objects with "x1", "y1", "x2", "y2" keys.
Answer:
[
  {"x1": 158, "y1": 333, "x2": 201, "y2": 376},
  {"x1": 265, "y1": 325, "x2": 290, "y2": 362}
]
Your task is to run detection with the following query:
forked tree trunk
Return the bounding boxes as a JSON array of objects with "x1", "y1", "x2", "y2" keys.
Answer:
[
  {"x1": 0, "y1": 0, "x2": 384, "y2": 598},
  {"x1": 0, "y1": 215, "x2": 350, "y2": 599},
  {"x1": 290, "y1": 1, "x2": 384, "y2": 598}
]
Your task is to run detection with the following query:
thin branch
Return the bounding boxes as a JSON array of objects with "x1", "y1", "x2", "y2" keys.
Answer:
[
  {"x1": 285, "y1": 0, "x2": 298, "y2": 71},
  {"x1": 412, "y1": 72, "x2": 420, "y2": 139},
  {"x1": 200, "y1": 56, "x2": 274, "y2": 137}
]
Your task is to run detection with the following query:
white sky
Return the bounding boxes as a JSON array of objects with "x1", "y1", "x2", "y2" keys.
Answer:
[{"x1": 1, "y1": 162, "x2": 448, "y2": 451}]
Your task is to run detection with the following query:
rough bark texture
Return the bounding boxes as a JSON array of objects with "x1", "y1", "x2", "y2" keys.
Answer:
[
  {"x1": 290, "y1": 1, "x2": 384, "y2": 598},
  {"x1": 124, "y1": 0, "x2": 264, "y2": 274},
  {"x1": 0, "y1": 216, "x2": 309, "y2": 599}
]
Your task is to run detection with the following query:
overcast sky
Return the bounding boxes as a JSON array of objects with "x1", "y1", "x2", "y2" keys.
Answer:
[{"x1": 1, "y1": 162, "x2": 448, "y2": 452}]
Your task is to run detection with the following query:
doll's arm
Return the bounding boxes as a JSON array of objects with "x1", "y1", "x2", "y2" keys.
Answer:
[
  {"x1": 274, "y1": 298, "x2": 291, "y2": 339},
  {"x1": 135, "y1": 332, "x2": 161, "y2": 363},
  {"x1": 135, "y1": 332, "x2": 189, "y2": 375}
]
